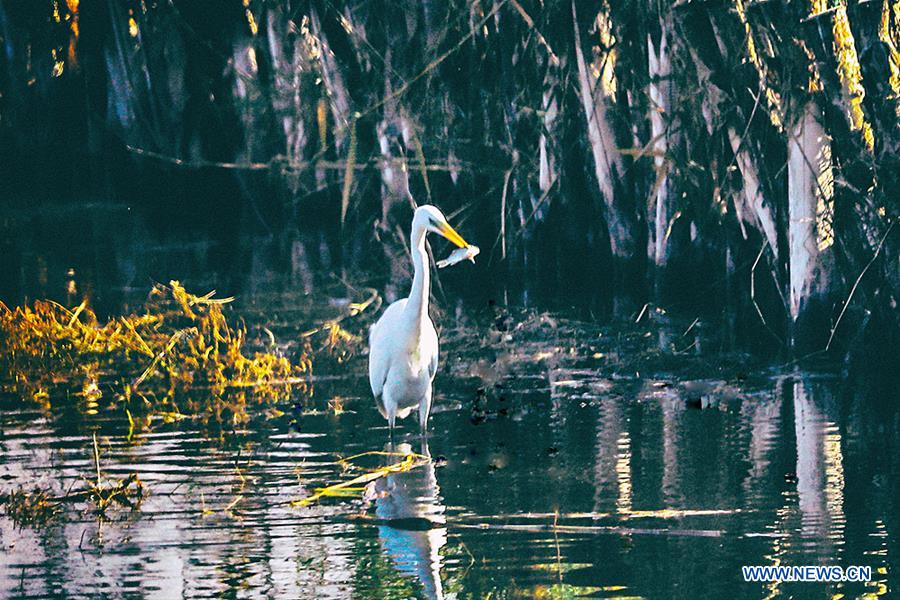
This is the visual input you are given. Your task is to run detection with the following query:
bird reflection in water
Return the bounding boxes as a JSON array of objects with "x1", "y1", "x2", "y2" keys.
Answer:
[{"x1": 373, "y1": 441, "x2": 447, "y2": 600}]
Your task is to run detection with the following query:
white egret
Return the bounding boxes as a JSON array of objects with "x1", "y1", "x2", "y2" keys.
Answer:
[{"x1": 368, "y1": 205, "x2": 470, "y2": 433}]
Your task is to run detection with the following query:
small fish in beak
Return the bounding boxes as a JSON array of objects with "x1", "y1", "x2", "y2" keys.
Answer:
[{"x1": 436, "y1": 244, "x2": 480, "y2": 268}]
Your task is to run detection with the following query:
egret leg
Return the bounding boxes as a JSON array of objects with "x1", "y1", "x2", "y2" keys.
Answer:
[{"x1": 418, "y1": 395, "x2": 431, "y2": 436}]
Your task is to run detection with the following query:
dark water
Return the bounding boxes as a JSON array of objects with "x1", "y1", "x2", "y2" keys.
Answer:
[
  {"x1": 1, "y1": 298, "x2": 898, "y2": 599},
  {"x1": 1, "y1": 203, "x2": 898, "y2": 598}
]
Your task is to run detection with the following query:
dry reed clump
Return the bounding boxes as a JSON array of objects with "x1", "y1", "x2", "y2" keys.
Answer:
[{"x1": 0, "y1": 281, "x2": 311, "y2": 421}]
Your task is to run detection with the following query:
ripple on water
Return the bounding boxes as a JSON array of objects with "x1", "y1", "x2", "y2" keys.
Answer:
[{"x1": 2, "y1": 314, "x2": 898, "y2": 599}]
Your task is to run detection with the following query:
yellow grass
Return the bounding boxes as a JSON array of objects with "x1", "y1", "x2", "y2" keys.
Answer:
[
  {"x1": 0, "y1": 281, "x2": 311, "y2": 423},
  {"x1": 291, "y1": 451, "x2": 430, "y2": 508}
]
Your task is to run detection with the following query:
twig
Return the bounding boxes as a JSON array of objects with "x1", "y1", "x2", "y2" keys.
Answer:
[
  {"x1": 67, "y1": 301, "x2": 87, "y2": 328},
  {"x1": 553, "y1": 510, "x2": 562, "y2": 583},
  {"x1": 344, "y1": 0, "x2": 511, "y2": 136},
  {"x1": 300, "y1": 288, "x2": 380, "y2": 338},
  {"x1": 673, "y1": 339, "x2": 699, "y2": 355},
  {"x1": 635, "y1": 303, "x2": 649, "y2": 324},
  {"x1": 126, "y1": 409, "x2": 135, "y2": 442},
  {"x1": 509, "y1": 176, "x2": 558, "y2": 246},
  {"x1": 499, "y1": 168, "x2": 513, "y2": 260},
  {"x1": 125, "y1": 144, "x2": 507, "y2": 174},
  {"x1": 340, "y1": 115, "x2": 358, "y2": 228},
  {"x1": 724, "y1": 85, "x2": 764, "y2": 174},
  {"x1": 225, "y1": 495, "x2": 243, "y2": 513},
  {"x1": 825, "y1": 221, "x2": 895, "y2": 351},
  {"x1": 92, "y1": 433, "x2": 102, "y2": 489},
  {"x1": 750, "y1": 240, "x2": 785, "y2": 346},
  {"x1": 508, "y1": 0, "x2": 559, "y2": 65},
  {"x1": 130, "y1": 328, "x2": 194, "y2": 392},
  {"x1": 411, "y1": 131, "x2": 432, "y2": 203},
  {"x1": 681, "y1": 317, "x2": 700, "y2": 337}
]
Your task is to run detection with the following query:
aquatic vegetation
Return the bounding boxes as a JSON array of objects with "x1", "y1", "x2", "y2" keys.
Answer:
[
  {"x1": 80, "y1": 433, "x2": 145, "y2": 515},
  {"x1": 0, "y1": 488, "x2": 61, "y2": 528},
  {"x1": 0, "y1": 434, "x2": 144, "y2": 527},
  {"x1": 0, "y1": 281, "x2": 311, "y2": 422},
  {"x1": 292, "y1": 450, "x2": 430, "y2": 508}
]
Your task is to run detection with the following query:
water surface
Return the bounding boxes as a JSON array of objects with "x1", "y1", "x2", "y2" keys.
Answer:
[{"x1": 1, "y1": 299, "x2": 896, "y2": 599}]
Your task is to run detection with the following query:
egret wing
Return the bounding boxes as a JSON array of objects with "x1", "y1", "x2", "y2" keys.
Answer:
[
  {"x1": 368, "y1": 323, "x2": 388, "y2": 401},
  {"x1": 368, "y1": 299, "x2": 407, "y2": 400},
  {"x1": 428, "y1": 350, "x2": 438, "y2": 381},
  {"x1": 424, "y1": 317, "x2": 439, "y2": 381}
]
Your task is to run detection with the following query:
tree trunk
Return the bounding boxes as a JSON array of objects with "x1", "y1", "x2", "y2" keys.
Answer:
[
  {"x1": 847, "y1": 0, "x2": 900, "y2": 156},
  {"x1": 572, "y1": 1, "x2": 637, "y2": 263},
  {"x1": 376, "y1": 51, "x2": 413, "y2": 225},
  {"x1": 682, "y1": 2, "x2": 783, "y2": 261},
  {"x1": 310, "y1": 8, "x2": 351, "y2": 151},
  {"x1": 538, "y1": 66, "x2": 559, "y2": 195},
  {"x1": 787, "y1": 101, "x2": 831, "y2": 347},
  {"x1": 647, "y1": 24, "x2": 675, "y2": 270},
  {"x1": 727, "y1": 128, "x2": 780, "y2": 259}
]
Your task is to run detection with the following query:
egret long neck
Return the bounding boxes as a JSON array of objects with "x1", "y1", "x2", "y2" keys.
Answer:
[{"x1": 405, "y1": 229, "x2": 430, "y2": 328}]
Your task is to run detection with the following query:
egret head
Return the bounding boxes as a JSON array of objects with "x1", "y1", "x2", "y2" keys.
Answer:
[{"x1": 413, "y1": 205, "x2": 468, "y2": 248}]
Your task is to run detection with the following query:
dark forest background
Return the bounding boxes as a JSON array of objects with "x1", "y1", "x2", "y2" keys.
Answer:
[{"x1": 0, "y1": 0, "x2": 897, "y2": 363}]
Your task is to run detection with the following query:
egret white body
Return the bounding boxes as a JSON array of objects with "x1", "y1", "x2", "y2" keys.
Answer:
[{"x1": 368, "y1": 205, "x2": 469, "y2": 433}]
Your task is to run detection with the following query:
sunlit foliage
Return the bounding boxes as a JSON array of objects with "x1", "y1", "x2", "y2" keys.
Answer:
[{"x1": 0, "y1": 281, "x2": 311, "y2": 422}]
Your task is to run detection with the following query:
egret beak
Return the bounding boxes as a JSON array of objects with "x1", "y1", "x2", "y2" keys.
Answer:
[{"x1": 436, "y1": 221, "x2": 468, "y2": 248}]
